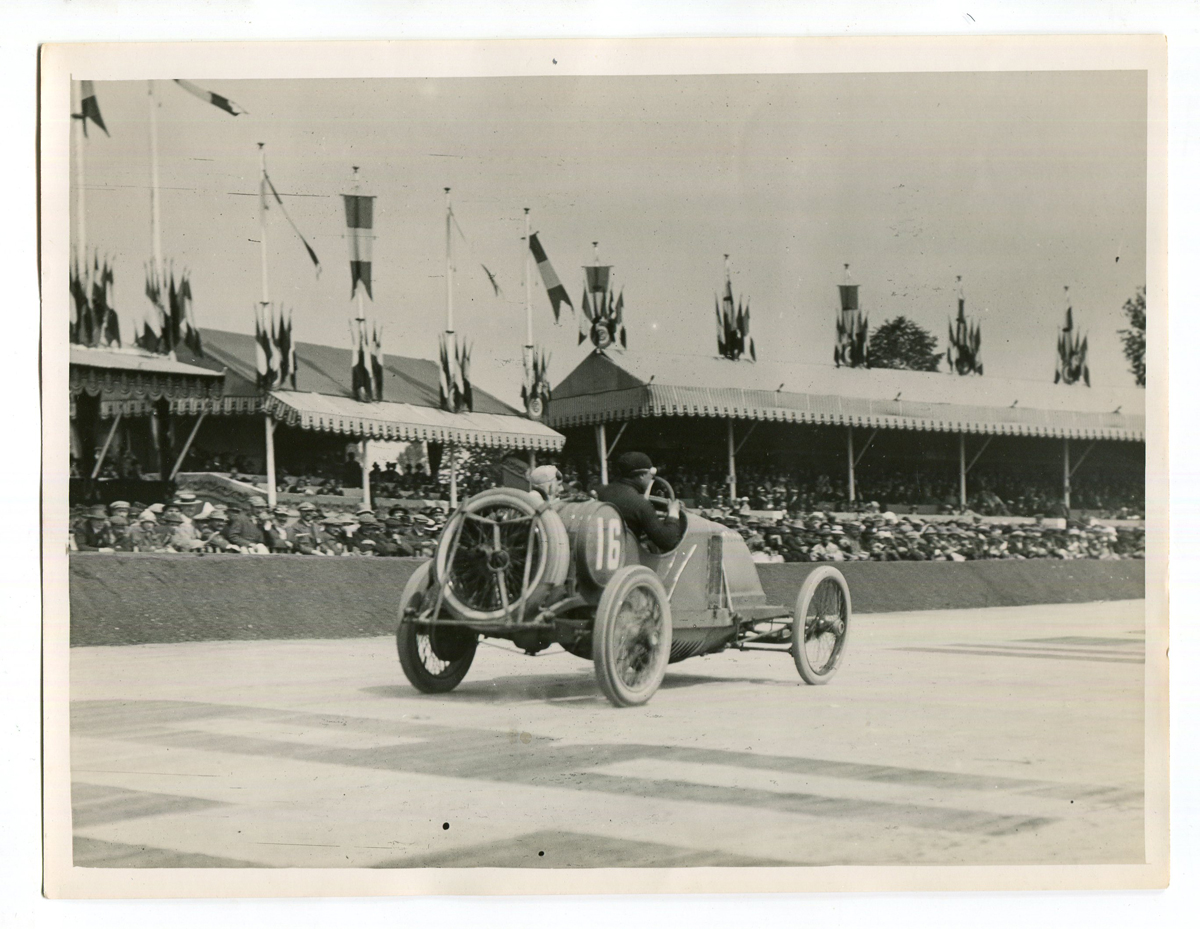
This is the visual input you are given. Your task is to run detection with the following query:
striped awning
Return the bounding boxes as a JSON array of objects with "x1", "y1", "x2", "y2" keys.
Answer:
[
  {"x1": 70, "y1": 346, "x2": 225, "y2": 416},
  {"x1": 547, "y1": 351, "x2": 1146, "y2": 442},
  {"x1": 264, "y1": 390, "x2": 565, "y2": 451}
]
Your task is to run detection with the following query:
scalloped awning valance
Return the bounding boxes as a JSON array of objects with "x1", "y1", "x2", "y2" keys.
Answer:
[{"x1": 263, "y1": 390, "x2": 565, "y2": 452}]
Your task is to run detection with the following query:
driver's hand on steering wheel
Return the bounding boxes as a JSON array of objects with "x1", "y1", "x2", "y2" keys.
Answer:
[{"x1": 667, "y1": 499, "x2": 681, "y2": 520}]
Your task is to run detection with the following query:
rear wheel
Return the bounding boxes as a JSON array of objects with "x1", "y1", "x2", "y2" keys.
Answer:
[
  {"x1": 593, "y1": 565, "x2": 672, "y2": 707},
  {"x1": 397, "y1": 561, "x2": 478, "y2": 693},
  {"x1": 792, "y1": 566, "x2": 851, "y2": 685}
]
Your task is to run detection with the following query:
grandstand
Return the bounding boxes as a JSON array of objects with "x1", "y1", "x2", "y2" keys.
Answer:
[{"x1": 547, "y1": 350, "x2": 1145, "y2": 512}]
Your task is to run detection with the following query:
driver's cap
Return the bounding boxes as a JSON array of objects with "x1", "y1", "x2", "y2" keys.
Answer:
[{"x1": 615, "y1": 451, "x2": 654, "y2": 476}]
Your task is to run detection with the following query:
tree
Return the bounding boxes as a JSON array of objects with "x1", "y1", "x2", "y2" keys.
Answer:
[
  {"x1": 867, "y1": 316, "x2": 942, "y2": 372},
  {"x1": 1118, "y1": 286, "x2": 1146, "y2": 386}
]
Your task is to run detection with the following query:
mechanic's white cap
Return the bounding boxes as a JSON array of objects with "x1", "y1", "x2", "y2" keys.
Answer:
[{"x1": 529, "y1": 465, "x2": 562, "y2": 488}]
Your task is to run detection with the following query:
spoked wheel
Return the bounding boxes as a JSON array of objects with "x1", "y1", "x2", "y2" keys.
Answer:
[
  {"x1": 593, "y1": 565, "x2": 673, "y2": 707},
  {"x1": 434, "y1": 488, "x2": 569, "y2": 623},
  {"x1": 791, "y1": 566, "x2": 851, "y2": 685},
  {"x1": 397, "y1": 561, "x2": 478, "y2": 694}
]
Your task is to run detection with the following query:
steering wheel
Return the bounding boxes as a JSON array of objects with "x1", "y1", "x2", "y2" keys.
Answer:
[{"x1": 643, "y1": 475, "x2": 677, "y2": 512}]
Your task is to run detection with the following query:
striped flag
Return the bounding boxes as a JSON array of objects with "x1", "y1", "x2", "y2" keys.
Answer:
[
  {"x1": 343, "y1": 194, "x2": 375, "y2": 300},
  {"x1": 74, "y1": 81, "x2": 109, "y2": 137},
  {"x1": 529, "y1": 233, "x2": 572, "y2": 322},
  {"x1": 262, "y1": 172, "x2": 322, "y2": 276},
  {"x1": 173, "y1": 79, "x2": 247, "y2": 117},
  {"x1": 370, "y1": 323, "x2": 385, "y2": 402}
]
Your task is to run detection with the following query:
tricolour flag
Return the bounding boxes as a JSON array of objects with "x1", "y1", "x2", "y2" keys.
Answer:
[
  {"x1": 370, "y1": 324, "x2": 385, "y2": 402},
  {"x1": 343, "y1": 194, "x2": 375, "y2": 300},
  {"x1": 173, "y1": 79, "x2": 247, "y2": 117},
  {"x1": 529, "y1": 233, "x2": 572, "y2": 322},
  {"x1": 262, "y1": 172, "x2": 321, "y2": 276},
  {"x1": 75, "y1": 81, "x2": 109, "y2": 137}
]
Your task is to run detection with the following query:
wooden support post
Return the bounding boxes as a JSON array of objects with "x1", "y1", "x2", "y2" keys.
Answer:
[
  {"x1": 1062, "y1": 438, "x2": 1071, "y2": 510},
  {"x1": 727, "y1": 419, "x2": 737, "y2": 502},
  {"x1": 959, "y1": 433, "x2": 967, "y2": 509},
  {"x1": 448, "y1": 444, "x2": 458, "y2": 508},
  {"x1": 846, "y1": 426, "x2": 856, "y2": 504},
  {"x1": 264, "y1": 415, "x2": 277, "y2": 507},
  {"x1": 169, "y1": 411, "x2": 207, "y2": 481},
  {"x1": 596, "y1": 423, "x2": 608, "y2": 485},
  {"x1": 90, "y1": 412, "x2": 122, "y2": 479},
  {"x1": 361, "y1": 437, "x2": 372, "y2": 510}
]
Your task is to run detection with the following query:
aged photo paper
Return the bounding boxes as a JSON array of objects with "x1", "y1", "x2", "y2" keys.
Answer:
[{"x1": 41, "y1": 35, "x2": 1168, "y2": 897}]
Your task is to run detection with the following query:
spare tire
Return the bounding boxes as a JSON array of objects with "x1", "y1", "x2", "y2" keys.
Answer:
[{"x1": 433, "y1": 488, "x2": 570, "y2": 622}]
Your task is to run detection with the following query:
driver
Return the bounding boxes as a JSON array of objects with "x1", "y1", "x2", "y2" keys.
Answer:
[{"x1": 597, "y1": 451, "x2": 683, "y2": 551}]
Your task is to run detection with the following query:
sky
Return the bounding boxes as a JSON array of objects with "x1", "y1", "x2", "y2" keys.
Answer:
[{"x1": 73, "y1": 70, "x2": 1148, "y2": 405}]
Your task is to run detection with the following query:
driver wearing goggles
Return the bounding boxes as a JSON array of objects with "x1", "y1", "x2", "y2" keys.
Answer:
[{"x1": 596, "y1": 451, "x2": 683, "y2": 551}]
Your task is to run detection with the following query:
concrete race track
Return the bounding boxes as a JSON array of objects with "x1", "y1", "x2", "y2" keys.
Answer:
[{"x1": 68, "y1": 600, "x2": 1146, "y2": 869}]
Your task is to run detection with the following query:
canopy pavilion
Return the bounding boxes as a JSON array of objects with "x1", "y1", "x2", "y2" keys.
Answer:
[
  {"x1": 177, "y1": 328, "x2": 564, "y2": 507},
  {"x1": 546, "y1": 350, "x2": 1145, "y2": 512},
  {"x1": 69, "y1": 345, "x2": 228, "y2": 501}
]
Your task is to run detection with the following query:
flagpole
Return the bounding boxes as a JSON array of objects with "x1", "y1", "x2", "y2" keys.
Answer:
[
  {"x1": 148, "y1": 81, "x2": 164, "y2": 295},
  {"x1": 73, "y1": 80, "x2": 86, "y2": 268},
  {"x1": 524, "y1": 208, "x2": 536, "y2": 469},
  {"x1": 445, "y1": 187, "x2": 457, "y2": 509},
  {"x1": 258, "y1": 143, "x2": 278, "y2": 507},
  {"x1": 445, "y1": 188, "x2": 454, "y2": 336}
]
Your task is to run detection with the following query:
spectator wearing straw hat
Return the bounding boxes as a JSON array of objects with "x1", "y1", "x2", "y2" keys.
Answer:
[{"x1": 73, "y1": 505, "x2": 114, "y2": 552}]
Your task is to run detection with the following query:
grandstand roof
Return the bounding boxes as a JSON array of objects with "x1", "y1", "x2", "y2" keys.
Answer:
[
  {"x1": 199, "y1": 329, "x2": 562, "y2": 451},
  {"x1": 548, "y1": 351, "x2": 1145, "y2": 441}
]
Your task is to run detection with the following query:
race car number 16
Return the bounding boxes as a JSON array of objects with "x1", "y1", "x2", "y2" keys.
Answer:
[{"x1": 594, "y1": 517, "x2": 622, "y2": 572}]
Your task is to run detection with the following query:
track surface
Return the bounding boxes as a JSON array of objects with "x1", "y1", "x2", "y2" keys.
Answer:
[{"x1": 69, "y1": 600, "x2": 1146, "y2": 869}]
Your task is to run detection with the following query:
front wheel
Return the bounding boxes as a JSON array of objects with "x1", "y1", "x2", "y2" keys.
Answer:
[
  {"x1": 792, "y1": 566, "x2": 851, "y2": 685},
  {"x1": 397, "y1": 561, "x2": 478, "y2": 694},
  {"x1": 593, "y1": 565, "x2": 672, "y2": 707}
]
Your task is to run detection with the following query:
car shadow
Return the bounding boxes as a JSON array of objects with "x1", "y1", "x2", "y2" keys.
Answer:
[{"x1": 362, "y1": 668, "x2": 793, "y2": 706}]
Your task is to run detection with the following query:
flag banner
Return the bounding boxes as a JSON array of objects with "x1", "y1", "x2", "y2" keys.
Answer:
[
  {"x1": 286, "y1": 308, "x2": 298, "y2": 389},
  {"x1": 834, "y1": 269, "x2": 869, "y2": 368},
  {"x1": 585, "y1": 265, "x2": 611, "y2": 294},
  {"x1": 343, "y1": 194, "x2": 375, "y2": 299},
  {"x1": 521, "y1": 348, "x2": 551, "y2": 420},
  {"x1": 716, "y1": 278, "x2": 754, "y2": 362},
  {"x1": 371, "y1": 324, "x2": 385, "y2": 402},
  {"x1": 481, "y1": 264, "x2": 501, "y2": 297},
  {"x1": 946, "y1": 278, "x2": 984, "y2": 376},
  {"x1": 173, "y1": 79, "x2": 247, "y2": 117},
  {"x1": 262, "y1": 172, "x2": 322, "y2": 276},
  {"x1": 438, "y1": 333, "x2": 474, "y2": 413},
  {"x1": 584, "y1": 287, "x2": 627, "y2": 352},
  {"x1": 75, "y1": 81, "x2": 109, "y2": 137},
  {"x1": 349, "y1": 318, "x2": 372, "y2": 402},
  {"x1": 254, "y1": 307, "x2": 270, "y2": 390},
  {"x1": 1054, "y1": 288, "x2": 1089, "y2": 386},
  {"x1": 529, "y1": 233, "x2": 573, "y2": 322},
  {"x1": 70, "y1": 256, "x2": 121, "y2": 348}
]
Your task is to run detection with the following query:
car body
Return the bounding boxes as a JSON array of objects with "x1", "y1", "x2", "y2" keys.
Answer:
[{"x1": 396, "y1": 487, "x2": 851, "y2": 706}]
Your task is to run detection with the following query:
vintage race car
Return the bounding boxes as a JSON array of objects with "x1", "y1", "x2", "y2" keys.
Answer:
[{"x1": 396, "y1": 478, "x2": 851, "y2": 707}]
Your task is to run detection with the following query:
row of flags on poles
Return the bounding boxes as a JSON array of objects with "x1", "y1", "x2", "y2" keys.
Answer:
[
  {"x1": 254, "y1": 304, "x2": 298, "y2": 391},
  {"x1": 70, "y1": 78, "x2": 248, "y2": 355}
]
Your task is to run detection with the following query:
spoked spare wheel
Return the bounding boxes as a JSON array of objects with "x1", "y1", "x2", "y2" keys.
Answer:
[
  {"x1": 397, "y1": 561, "x2": 478, "y2": 694},
  {"x1": 434, "y1": 488, "x2": 570, "y2": 623},
  {"x1": 791, "y1": 565, "x2": 851, "y2": 685},
  {"x1": 593, "y1": 565, "x2": 673, "y2": 707}
]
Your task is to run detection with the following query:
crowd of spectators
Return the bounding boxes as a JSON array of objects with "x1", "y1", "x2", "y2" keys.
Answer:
[
  {"x1": 661, "y1": 462, "x2": 1144, "y2": 519},
  {"x1": 70, "y1": 492, "x2": 447, "y2": 558},
  {"x1": 696, "y1": 506, "x2": 1144, "y2": 564},
  {"x1": 71, "y1": 482, "x2": 1144, "y2": 563}
]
